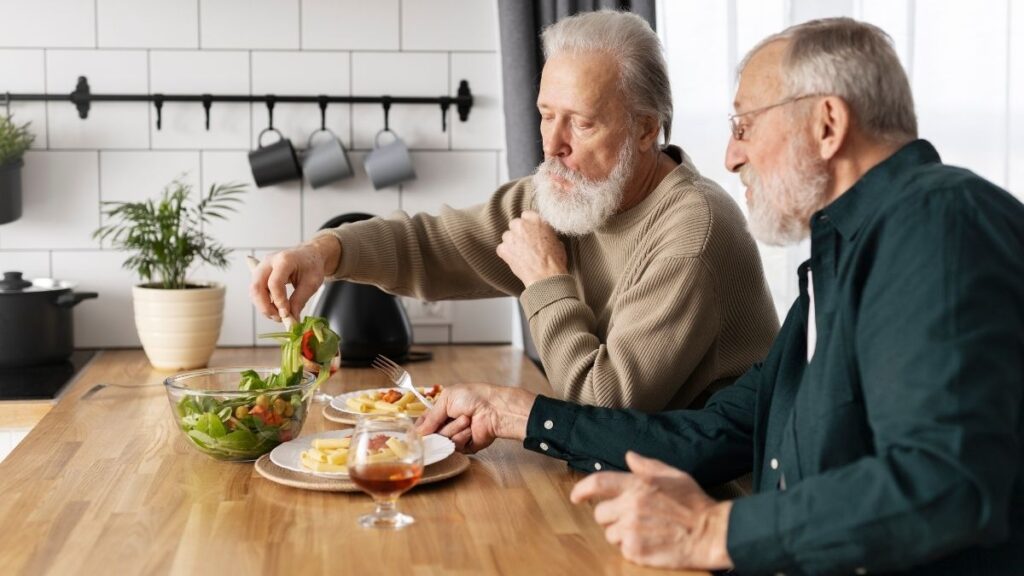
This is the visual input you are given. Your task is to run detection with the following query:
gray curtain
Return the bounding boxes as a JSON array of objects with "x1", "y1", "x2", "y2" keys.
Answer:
[
  {"x1": 498, "y1": 0, "x2": 657, "y2": 180},
  {"x1": 497, "y1": 0, "x2": 656, "y2": 369}
]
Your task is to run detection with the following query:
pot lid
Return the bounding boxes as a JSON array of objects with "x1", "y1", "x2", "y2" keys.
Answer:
[{"x1": 0, "y1": 271, "x2": 74, "y2": 293}]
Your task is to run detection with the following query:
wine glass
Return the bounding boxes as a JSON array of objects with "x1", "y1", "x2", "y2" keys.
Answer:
[{"x1": 347, "y1": 414, "x2": 424, "y2": 529}]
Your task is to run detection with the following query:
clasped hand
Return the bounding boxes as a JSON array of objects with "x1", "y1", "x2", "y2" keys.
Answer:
[{"x1": 496, "y1": 210, "x2": 568, "y2": 287}]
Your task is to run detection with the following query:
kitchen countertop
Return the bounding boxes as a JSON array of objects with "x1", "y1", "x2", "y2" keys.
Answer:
[{"x1": 0, "y1": 346, "x2": 709, "y2": 576}]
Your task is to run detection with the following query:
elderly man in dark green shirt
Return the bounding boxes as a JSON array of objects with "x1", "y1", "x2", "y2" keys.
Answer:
[{"x1": 418, "y1": 17, "x2": 1024, "y2": 575}]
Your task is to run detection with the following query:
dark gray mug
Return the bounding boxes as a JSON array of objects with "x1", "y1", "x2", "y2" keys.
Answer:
[
  {"x1": 364, "y1": 129, "x2": 416, "y2": 190},
  {"x1": 248, "y1": 128, "x2": 302, "y2": 188},
  {"x1": 302, "y1": 129, "x2": 353, "y2": 189}
]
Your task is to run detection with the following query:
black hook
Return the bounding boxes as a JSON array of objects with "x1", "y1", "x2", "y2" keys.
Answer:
[
  {"x1": 318, "y1": 95, "x2": 328, "y2": 130},
  {"x1": 440, "y1": 100, "x2": 450, "y2": 132},
  {"x1": 382, "y1": 96, "x2": 392, "y2": 132},
  {"x1": 202, "y1": 94, "x2": 212, "y2": 130},
  {"x1": 265, "y1": 96, "x2": 276, "y2": 129},
  {"x1": 153, "y1": 94, "x2": 164, "y2": 130}
]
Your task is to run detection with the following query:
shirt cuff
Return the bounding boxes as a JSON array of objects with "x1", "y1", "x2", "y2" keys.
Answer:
[
  {"x1": 523, "y1": 395, "x2": 579, "y2": 459},
  {"x1": 519, "y1": 274, "x2": 579, "y2": 319},
  {"x1": 727, "y1": 492, "x2": 799, "y2": 575}
]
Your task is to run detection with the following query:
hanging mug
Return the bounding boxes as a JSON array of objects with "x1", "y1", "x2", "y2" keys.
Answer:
[
  {"x1": 364, "y1": 129, "x2": 416, "y2": 190},
  {"x1": 248, "y1": 127, "x2": 302, "y2": 188},
  {"x1": 302, "y1": 129, "x2": 353, "y2": 189}
]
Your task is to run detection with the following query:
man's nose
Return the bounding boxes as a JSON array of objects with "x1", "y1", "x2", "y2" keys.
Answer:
[
  {"x1": 542, "y1": 121, "x2": 571, "y2": 158},
  {"x1": 725, "y1": 137, "x2": 746, "y2": 173}
]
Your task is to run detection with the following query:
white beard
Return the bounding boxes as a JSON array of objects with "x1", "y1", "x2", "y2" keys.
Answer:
[
  {"x1": 532, "y1": 142, "x2": 634, "y2": 236},
  {"x1": 742, "y1": 132, "x2": 830, "y2": 246}
]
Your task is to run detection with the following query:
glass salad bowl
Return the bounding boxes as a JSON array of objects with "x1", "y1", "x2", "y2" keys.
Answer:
[{"x1": 165, "y1": 367, "x2": 316, "y2": 462}]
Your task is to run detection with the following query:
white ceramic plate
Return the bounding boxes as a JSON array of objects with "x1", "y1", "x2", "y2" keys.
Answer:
[
  {"x1": 269, "y1": 429, "x2": 455, "y2": 478},
  {"x1": 330, "y1": 387, "x2": 430, "y2": 416}
]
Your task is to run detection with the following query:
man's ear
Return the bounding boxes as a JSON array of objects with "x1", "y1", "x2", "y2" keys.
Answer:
[
  {"x1": 815, "y1": 96, "x2": 850, "y2": 161},
  {"x1": 636, "y1": 115, "x2": 661, "y2": 152}
]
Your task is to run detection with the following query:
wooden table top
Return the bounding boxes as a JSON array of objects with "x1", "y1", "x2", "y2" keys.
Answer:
[{"x1": 0, "y1": 346, "x2": 709, "y2": 575}]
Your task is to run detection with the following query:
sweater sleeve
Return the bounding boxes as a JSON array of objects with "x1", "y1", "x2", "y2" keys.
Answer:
[
  {"x1": 316, "y1": 179, "x2": 530, "y2": 301},
  {"x1": 520, "y1": 255, "x2": 720, "y2": 411}
]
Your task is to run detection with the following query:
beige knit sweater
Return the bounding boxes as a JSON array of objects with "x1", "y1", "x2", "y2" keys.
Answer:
[{"x1": 320, "y1": 146, "x2": 778, "y2": 411}]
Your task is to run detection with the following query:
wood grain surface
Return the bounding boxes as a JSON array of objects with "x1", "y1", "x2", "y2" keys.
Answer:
[{"x1": 0, "y1": 346, "x2": 709, "y2": 576}]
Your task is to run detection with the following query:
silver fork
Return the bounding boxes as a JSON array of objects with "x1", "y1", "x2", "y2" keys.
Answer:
[{"x1": 370, "y1": 354, "x2": 434, "y2": 410}]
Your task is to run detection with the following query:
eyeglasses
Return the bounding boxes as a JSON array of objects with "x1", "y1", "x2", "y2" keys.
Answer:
[{"x1": 728, "y1": 94, "x2": 823, "y2": 141}]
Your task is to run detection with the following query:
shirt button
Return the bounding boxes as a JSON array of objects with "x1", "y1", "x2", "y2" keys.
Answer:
[
  {"x1": 855, "y1": 568, "x2": 868, "y2": 575},
  {"x1": 774, "y1": 572, "x2": 786, "y2": 576},
  {"x1": 539, "y1": 442, "x2": 549, "y2": 452},
  {"x1": 594, "y1": 462, "x2": 602, "y2": 471},
  {"x1": 770, "y1": 458, "x2": 779, "y2": 470},
  {"x1": 543, "y1": 420, "x2": 554, "y2": 430}
]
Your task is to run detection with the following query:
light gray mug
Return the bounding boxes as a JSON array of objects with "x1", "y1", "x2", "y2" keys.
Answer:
[
  {"x1": 364, "y1": 129, "x2": 416, "y2": 190},
  {"x1": 302, "y1": 129, "x2": 353, "y2": 189}
]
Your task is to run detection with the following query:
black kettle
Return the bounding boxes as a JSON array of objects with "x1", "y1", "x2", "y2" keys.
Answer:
[{"x1": 312, "y1": 213, "x2": 421, "y2": 366}]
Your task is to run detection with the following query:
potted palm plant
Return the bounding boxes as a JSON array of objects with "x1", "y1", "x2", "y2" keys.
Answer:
[
  {"x1": 0, "y1": 114, "x2": 35, "y2": 225},
  {"x1": 93, "y1": 178, "x2": 245, "y2": 370}
]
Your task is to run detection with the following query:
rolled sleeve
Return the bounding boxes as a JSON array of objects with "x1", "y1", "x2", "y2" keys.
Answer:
[{"x1": 519, "y1": 274, "x2": 580, "y2": 319}]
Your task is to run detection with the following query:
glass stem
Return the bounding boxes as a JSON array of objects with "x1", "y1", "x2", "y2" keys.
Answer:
[{"x1": 375, "y1": 498, "x2": 398, "y2": 519}]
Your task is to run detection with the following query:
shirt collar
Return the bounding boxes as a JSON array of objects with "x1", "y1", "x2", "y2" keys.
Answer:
[{"x1": 819, "y1": 139, "x2": 942, "y2": 239}]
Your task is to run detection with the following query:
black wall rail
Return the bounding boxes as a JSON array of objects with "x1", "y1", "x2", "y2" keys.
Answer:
[{"x1": 2, "y1": 76, "x2": 474, "y2": 132}]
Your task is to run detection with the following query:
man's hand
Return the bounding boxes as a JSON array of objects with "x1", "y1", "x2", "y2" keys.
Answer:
[
  {"x1": 249, "y1": 235, "x2": 340, "y2": 322},
  {"x1": 570, "y1": 452, "x2": 734, "y2": 571},
  {"x1": 416, "y1": 384, "x2": 536, "y2": 453},
  {"x1": 496, "y1": 210, "x2": 568, "y2": 287}
]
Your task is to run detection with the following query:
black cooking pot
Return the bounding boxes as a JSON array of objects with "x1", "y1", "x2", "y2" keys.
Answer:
[{"x1": 0, "y1": 271, "x2": 98, "y2": 367}]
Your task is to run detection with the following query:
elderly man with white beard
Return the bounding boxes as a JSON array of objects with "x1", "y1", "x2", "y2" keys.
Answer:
[
  {"x1": 416, "y1": 17, "x2": 1024, "y2": 575},
  {"x1": 250, "y1": 11, "x2": 778, "y2": 414}
]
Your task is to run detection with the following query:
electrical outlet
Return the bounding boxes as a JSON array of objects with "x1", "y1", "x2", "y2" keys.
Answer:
[{"x1": 401, "y1": 297, "x2": 452, "y2": 325}]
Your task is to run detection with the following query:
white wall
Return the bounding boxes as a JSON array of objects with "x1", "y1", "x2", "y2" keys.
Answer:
[
  {"x1": 0, "y1": 0, "x2": 513, "y2": 348},
  {"x1": 660, "y1": 0, "x2": 1024, "y2": 317}
]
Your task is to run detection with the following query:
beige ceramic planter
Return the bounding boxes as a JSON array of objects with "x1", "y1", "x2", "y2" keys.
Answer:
[{"x1": 132, "y1": 282, "x2": 225, "y2": 371}]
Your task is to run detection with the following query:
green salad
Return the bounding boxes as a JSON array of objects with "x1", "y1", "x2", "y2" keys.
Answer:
[{"x1": 174, "y1": 316, "x2": 341, "y2": 461}]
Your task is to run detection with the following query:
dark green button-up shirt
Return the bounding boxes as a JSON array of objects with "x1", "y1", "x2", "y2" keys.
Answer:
[{"x1": 522, "y1": 140, "x2": 1024, "y2": 575}]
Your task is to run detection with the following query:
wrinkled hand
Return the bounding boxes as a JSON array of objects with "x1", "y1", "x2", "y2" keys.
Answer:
[
  {"x1": 570, "y1": 452, "x2": 734, "y2": 571},
  {"x1": 249, "y1": 238, "x2": 334, "y2": 322},
  {"x1": 416, "y1": 384, "x2": 535, "y2": 453},
  {"x1": 496, "y1": 210, "x2": 568, "y2": 287}
]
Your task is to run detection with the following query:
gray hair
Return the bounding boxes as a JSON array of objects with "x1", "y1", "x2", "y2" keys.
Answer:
[
  {"x1": 740, "y1": 17, "x2": 917, "y2": 143},
  {"x1": 541, "y1": 10, "x2": 674, "y2": 144}
]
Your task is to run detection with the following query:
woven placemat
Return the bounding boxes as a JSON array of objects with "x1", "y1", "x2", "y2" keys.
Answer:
[
  {"x1": 322, "y1": 402, "x2": 359, "y2": 425},
  {"x1": 255, "y1": 451, "x2": 470, "y2": 492}
]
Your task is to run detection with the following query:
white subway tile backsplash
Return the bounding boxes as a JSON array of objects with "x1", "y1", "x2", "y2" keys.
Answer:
[
  {"x1": 352, "y1": 52, "x2": 449, "y2": 149},
  {"x1": 302, "y1": 151, "x2": 400, "y2": 240},
  {"x1": 52, "y1": 250, "x2": 140, "y2": 348},
  {"x1": 99, "y1": 151, "x2": 201, "y2": 205},
  {"x1": 451, "y1": 298, "x2": 513, "y2": 343},
  {"x1": 0, "y1": 0, "x2": 95, "y2": 48},
  {"x1": 450, "y1": 53, "x2": 503, "y2": 150},
  {"x1": 200, "y1": 0, "x2": 300, "y2": 50},
  {"x1": 150, "y1": 51, "x2": 251, "y2": 150},
  {"x1": 194, "y1": 251, "x2": 255, "y2": 346},
  {"x1": 400, "y1": 151, "x2": 498, "y2": 214},
  {"x1": 2, "y1": 0, "x2": 508, "y2": 348},
  {"x1": 301, "y1": 0, "x2": 399, "y2": 50},
  {"x1": 1, "y1": 151, "x2": 100, "y2": 250},
  {"x1": 0, "y1": 251, "x2": 50, "y2": 278},
  {"x1": 97, "y1": 0, "x2": 199, "y2": 49},
  {"x1": 201, "y1": 151, "x2": 303, "y2": 248},
  {"x1": 0, "y1": 50, "x2": 48, "y2": 148},
  {"x1": 45, "y1": 50, "x2": 150, "y2": 149},
  {"x1": 411, "y1": 325, "x2": 450, "y2": 344},
  {"x1": 401, "y1": 0, "x2": 497, "y2": 51},
  {"x1": 250, "y1": 51, "x2": 351, "y2": 148}
]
